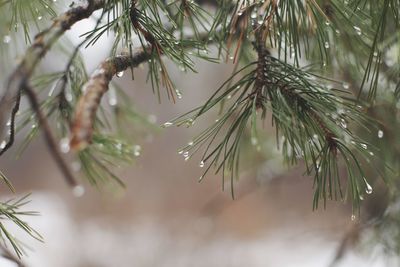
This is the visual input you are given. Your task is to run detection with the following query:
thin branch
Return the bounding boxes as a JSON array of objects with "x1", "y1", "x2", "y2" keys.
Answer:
[
  {"x1": 0, "y1": 0, "x2": 106, "y2": 140},
  {"x1": 329, "y1": 223, "x2": 363, "y2": 267},
  {"x1": 23, "y1": 83, "x2": 78, "y2": 187},
  {"x1": 57, "y1": 8, "x2": 108, "y2": 101},
  {"x1": 0, "y1": 90, "x2": 21, "y2": 156}
]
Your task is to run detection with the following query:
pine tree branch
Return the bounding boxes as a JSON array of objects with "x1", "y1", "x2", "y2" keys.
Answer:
[
  {"x1": 23, "y1": 83, "x2": 77, "y2": 187},
  {"x1": 70, "y1": 49, "x2": 152, "y2": 150},
  {"x1": 70, "y1": 27, "x2": 213, "y2": 150},
  {"x1": 0, "y1": 0, "x2": 106, "y2": 141}
]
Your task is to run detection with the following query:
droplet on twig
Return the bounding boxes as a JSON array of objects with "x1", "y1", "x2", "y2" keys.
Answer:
[
  {"x1": 59, "y1": 138, "x2": 70, "y2": 153},
  {"x1": 162, "y1": 122, "x2": 173, "y2": 128},
  {"x1": 364, "y1": 177, "x2": 373, "y2": 194},
  {"x1": 3, "y1": 35, "x2": 11, "y2": 44},
  {"x1": 72, "y1": 185, "x2": 85, "y2": 197},
  {"x1": 133, "y1": 145, "x2": 141, "y2": 157}
]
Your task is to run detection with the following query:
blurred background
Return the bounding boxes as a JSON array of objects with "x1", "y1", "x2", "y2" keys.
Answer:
[{"x1": 0, "y1": 3, "x2": 398, "y2": 267}]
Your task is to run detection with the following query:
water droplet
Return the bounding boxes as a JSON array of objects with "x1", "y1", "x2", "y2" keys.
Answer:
[
  {"x1": 250, "y1": 11, "x2": 257, "y2": 19},
  {"x1": 162, "y1": 122, "x2": 173, "y2": 128},
  {"x1": 3, "y1": 35, "x2": 11, "y2": 44},
  {"x1": 369, "y1": 151, "x2": 374, "y2": 156},
  {"x1": 340, "y1": 119, "x2": 347, "y2": 129},
  {"x1": 116, "y1": 71, "x2": 124, "y2": 77},
  {"x1": 360, "y1": 143, "x2": 367, "y2": 149},
  {"x1": 38, "y1": 16, "x2": 43, "y2": 20},
  {"x1": 72, "y1": 185, "x2": 85, "y2": 197},
  {"x1": 183, "y1": 151, "x2": 189, "y2": 158},
  {"x1": 251, "y1": 137, "x2": 258, "y2": 145},
  {"x1": 364, "y1": 177, "x2": 373, "y2": 194},
  {"x1": 185, "y1": 119, "x2": 195, "y2": 127},
  {"x1": 108, "y1": 88, "x2": 117, "y2": 106},
  {"x1": 378, "y1": 130, "x2": 383, "y2": 138},
  {"x1": 0, "y1": 140, "x2": 6, "y2": 149},
  {"x1": 342, "y1": 82, "x2": 350, "y2": 89},
  {"x1": 325, "y1": 21, "x2": 330, "y2": 26},
  {"x1": 175, "y1": 89, "x2": 183, "y2": 99},
  {"x1": 351, "y1": 214, "x2": 356, "y2": 221},
  {"x1": 133, "y1": 145, "x2": 141, "y2": 156},
  {"x1": 59, "y1": 138, "x2": 70, "y2": 153},
  {"x1": 114, "y1": 144, "x2": 122, "y2": 153},
  {"x1": 199, "y1": 161, "x2": 205, "y2": 168},
  {"x1": 324, "y1": 42, "x2": 330, "y2": 49},
  {"x1": 188, "y1": 141, "x2": 194, "y2": 146},
  {"x1": 353, "y1": 26, "x2": 362, "y2": 35},
  {"x1": 65, "y1": 92, "x2": 73, "y2": 102},
  {"x1": 337, "y1": 108, "x2": 345, "y2": 114}
]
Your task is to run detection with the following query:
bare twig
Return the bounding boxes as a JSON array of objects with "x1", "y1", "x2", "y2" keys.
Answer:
[
  {"x1": 329, "y1": 223, "x2": 362, "y2": 267},
  {"x1": 23, "y1": 83, "x2": 77, "y2": 187},
  {"x1": 0, "y1": 90, "x2": 21, "y2": 156},
  {"x1": 57, "y1": 8, "x2": 108, "y2": 101},
  {"x1": 0, "y1": 0, "x2": 106, "y2": 141}
]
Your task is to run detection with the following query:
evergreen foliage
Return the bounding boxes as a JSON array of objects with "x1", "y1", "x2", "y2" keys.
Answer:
[{"x1": 0, "y1": 0, "x2": 398, "y2": 262}]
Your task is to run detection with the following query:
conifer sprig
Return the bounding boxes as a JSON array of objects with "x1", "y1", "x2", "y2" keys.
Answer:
[
  {"x1": 169, "y1": 27, "x2": 378, "y2": 209},
  {"x1": 0, "y1": 193, "x2": 42, "y2": 259},
  {"x1": 0, "y1": 0, "x2": 57, "y2": 43}
]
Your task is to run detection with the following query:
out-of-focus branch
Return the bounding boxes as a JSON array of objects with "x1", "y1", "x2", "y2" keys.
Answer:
[
  {"x1": 23, "y1": 83, "x2": 77, "y2": 187},
  {"x1": 0, "y1": 243, "x2": 26, "y2": 267},
  {"x1": 0, "y1": 0, "x2": 106, "y2": 141},
  {"x1": 0, "y1": 90, "x2": 21, "y2": 156}
]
